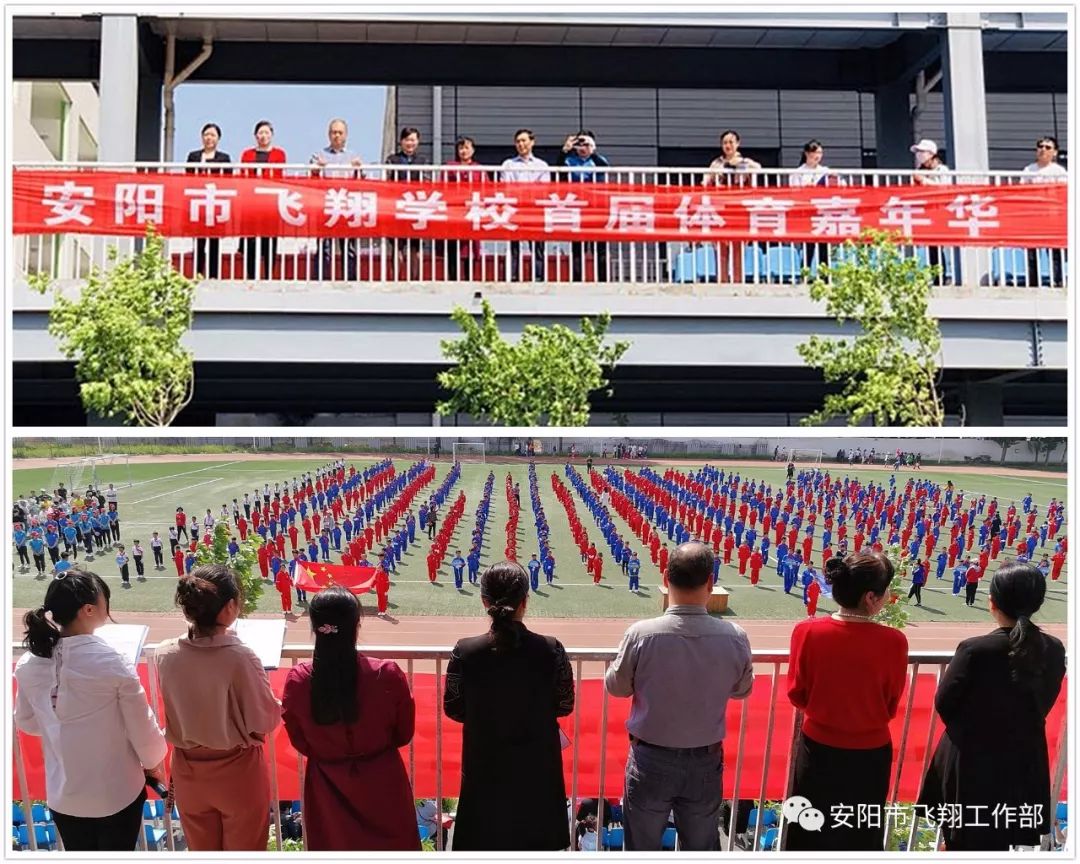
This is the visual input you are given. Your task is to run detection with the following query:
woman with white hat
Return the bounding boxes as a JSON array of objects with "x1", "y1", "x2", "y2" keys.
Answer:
[{"x1": 910, "y1": 138, "x2": 949, "y2": 185}]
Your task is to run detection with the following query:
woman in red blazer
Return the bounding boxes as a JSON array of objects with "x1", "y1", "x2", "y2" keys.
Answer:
[{"x1": 239, "y1": 120, "x2": 287, "y2": 280}]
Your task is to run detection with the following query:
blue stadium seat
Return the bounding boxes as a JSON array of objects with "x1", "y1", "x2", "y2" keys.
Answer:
[
  {"x1": 746, "y1": 807, "x2": 760, "y2": 829},
  {"x1": 1056, "y1": 802, "x2": 1068, "y2": 822},
  {"x1": 609, "y1": 803, "x2": 623, "y2": 824},
  {"x1": 144, "y1": 823, "x2": 167, "y2": 850},
  {"x1": 742, "y1": 244, "x2": 766, "y2": 282},
  {"x1": 990, "y1": 247, "x2": 1029, "y2": 286},
  {"x1": 765, "y1": 245, "x2": 802, "y2": 283},
  {"x1": 661, "y1": 826, "x2": 677, "y2": 849},
  {"x1": 759, "y1": 826, "x2": 780, "y2": 850},
  {"x1": 291, "y1": 800, "x2": 302, "y2": 814},
  {"x1": 143, "y1": 801, "x2": 157, "y2": 821},
  {"x1": 17, "y1": 823, "x2": 58, "y2": 851},
  {"x1": 671, "y1": 245, "x2": 718, "y2": 283},
  {"x1": 418, "y1": 824, "x2": 431, "y2": 842},
  {"x1": 30, "y1": 804, "x2": 50, "y2": 825},
  {"x1": 602, "y1": 826, "x2": 624, "y2": 850},
  {"x1": 12, "y1": 804, "x2": 25, "y2": 826}
]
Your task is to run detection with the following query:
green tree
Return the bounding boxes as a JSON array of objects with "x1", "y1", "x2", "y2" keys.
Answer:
[
  {"x1": 28, "y1": 226, "x2": 196, "y2": 426},
  {"x1": 797, "y1": 230, "x2": 944, "y2": 427},
  {"x1": 875, "y1": 544, "x2": 911, "y2": 630},
  {"x1": 989, "y1": 437, "x2": 1024, "y2": 464},
  {"x1": 1028, "y1": 437, "x2": 1067, "y2": 465},
  {"x1": 194, "y1": 522, "x2": 265, "y2": 617},
  {"x1": 436, "y1": 299, "x2": 630, "y2": 426}
]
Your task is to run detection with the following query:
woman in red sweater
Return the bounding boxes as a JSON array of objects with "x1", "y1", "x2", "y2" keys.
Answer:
[
  {"x1": 786, "y1": 550, "x2": 908, "y2": 851},
  {"x1": 239, "y1": 120, "x2": 287, "y2": 280}
]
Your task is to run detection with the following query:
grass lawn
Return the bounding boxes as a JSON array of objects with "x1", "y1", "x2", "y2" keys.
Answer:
[{"x1": 12, "y1": 457, "x2": 1067, "y2": 623}]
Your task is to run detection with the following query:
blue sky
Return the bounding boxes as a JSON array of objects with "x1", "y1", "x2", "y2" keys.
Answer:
[{"x1": 172, "y1": 83, "x2": 387, "y2": 165}]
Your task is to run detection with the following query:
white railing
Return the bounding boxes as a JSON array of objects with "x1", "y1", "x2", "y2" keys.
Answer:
[
  {"x1": 12, "y1": 163, "x2": 1068, "y2": 291},
  {"x1": 11, "y1": 644, "x2": 1068, "y2": 853}
]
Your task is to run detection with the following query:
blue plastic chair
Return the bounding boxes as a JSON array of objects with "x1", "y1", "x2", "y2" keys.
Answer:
[
  {"x1": 761, "y1": 809, "x2": 779, "y2": 828},
  {"x1": 12, "y1": 804, "x2": 25, "y2": 826},
  {"x1": 661, "y1": 826, "x2": 677, "y2": 850},
  {"x1": 17, "y1": 823, "x2": 58, "y2": 851},
  {"x1": 759, "y1": 826, "x2": 779, "y2": 850},
  {"x1": 602, "y1": 826, "x2": 624, "y2": 850},
  {"x1": 30, "y1": 804, "x2": 50, "y2": 825},
  {"x1": 765, "y1": 245, "x2": 802, "y2": 283},
  {"x1": 1056, "y1": 801, "x2": 1068, "y2": 822},
  {"x1": 291, "y1": 800, "x2": 302, "y2": 814},
  {"x1": 418, "y1": 824, "x2": 431, "y2": 842},
  {"x1": 991, "y1": 247, "x2": 1029, "y2": 285},
  {"x1": 746, "y1": 807, "x2": 760, "y2": 829},
  {"x1": 144, "y1": 823, "x2": 167, "y2": 850},
  {"x1": 671, "y1": 246, "x2": 718, "y2": 283},
  {"x1": 743, "y1": 244, "x2": 766, "y2": 282},
  {"x1": 143, "y1": 801, "x2": 157, "y2": 821}
]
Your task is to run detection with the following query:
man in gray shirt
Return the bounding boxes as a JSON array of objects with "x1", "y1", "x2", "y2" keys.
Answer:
[
  {"x1": 606, "y1": 541, "x2": 753, "y2": 851},
  {"x1": 310, "y1": 118, "x2": 364, "y2": 280}
]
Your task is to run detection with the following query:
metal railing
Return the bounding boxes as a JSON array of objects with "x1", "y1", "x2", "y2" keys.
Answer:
[
  {"x1": 13, "y1": 163, "x2": 1068, "y2": 291},
  {"x1": 11, "y1": 643, "x2": 1068, "y2": 852}
]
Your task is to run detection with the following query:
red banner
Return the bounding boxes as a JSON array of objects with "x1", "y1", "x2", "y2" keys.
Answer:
[
  {"x1": 14, "y1": 669, "x2": 1067, "y2": 801},
  {"x1": 12, "y1": 170, "x2": 1067, "y2": 247},
  {"x1": 294, "y1": 562, "x2": 377, "y2": 594}
]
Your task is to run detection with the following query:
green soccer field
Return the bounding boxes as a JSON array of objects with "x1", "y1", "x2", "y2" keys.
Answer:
[{"x1": 11, "y1": 457, "x2": 1068, "y2": 623}]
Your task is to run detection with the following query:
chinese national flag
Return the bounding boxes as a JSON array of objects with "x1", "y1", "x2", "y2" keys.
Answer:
[{"x1": 295, "y1": 562, "x2": 378, "y2": 594}]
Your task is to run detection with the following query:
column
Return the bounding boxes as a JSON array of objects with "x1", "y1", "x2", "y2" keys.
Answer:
[
  {"x1": 940, "y1": 12, "x2": 988, "y2": 171},
  {"x1": 98, "y1": 15, "x2": 140, "y2": 163},
  {"x1": 873, "y1": 79, "x2": 914, "y2": 168}
]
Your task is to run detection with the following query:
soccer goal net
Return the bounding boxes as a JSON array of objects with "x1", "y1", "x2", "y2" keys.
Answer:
[
  {"x1": 452, "y1": 442, "x2": 487, "y2": 463},
  {"x1": 49, "y1": 454, "x2": 133, "y2": 496},
  {"x1": 784, "y1": 448, "x2": 823, "y2": 469}
]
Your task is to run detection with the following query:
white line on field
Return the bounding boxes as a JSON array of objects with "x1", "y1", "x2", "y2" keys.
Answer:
[
  {"x1": 125, "y1": 461, "x2": 244, "y2": 490},
  {"x1": 986, "y1": 475, "x2": 1066, "y2": 488},
  {"x1": 128, "y1": 478, "x2": 225, "y2": 506}
]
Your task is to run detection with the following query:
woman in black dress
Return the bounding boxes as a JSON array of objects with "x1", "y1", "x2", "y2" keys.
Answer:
[
  {"x1": 444, "y1": 561, "x2": 574, "y2": 850},
  {"x1": 918, "y1": 561, "x2": 1066, "y2": 850}
]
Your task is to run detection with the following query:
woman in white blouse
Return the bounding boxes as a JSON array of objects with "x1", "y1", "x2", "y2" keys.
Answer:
[
  {"x1": 15, "y1": 570, "x2": 167, "y2": 850},
  {"x1": 789, "y1": 140, "x2": 831, "y2": 187}
]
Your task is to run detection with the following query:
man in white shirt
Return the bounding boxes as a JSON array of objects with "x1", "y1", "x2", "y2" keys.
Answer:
[
  {"x1": 501, "y1": 129, "x2": 551, "y2": 282},
  {"x1": 1020, "y1": 136, "x2": 1066, "y2": 286}
]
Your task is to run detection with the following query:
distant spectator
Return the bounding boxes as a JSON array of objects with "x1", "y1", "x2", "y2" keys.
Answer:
[
  {"x1": 156, "y1": 565, "x2": 281, "y2": 851},
  {"x1": 385, "y1": 127, "x2": 430, "y2": 279},
  {"x1": 703, "y1": 129, "x2": 761, "y2": 187},
  {"x1": 282, "y1": 587, "x2": 419, "y2": 850},
  {"x1": 910, "y1": 138, "x2": 949, "y2": 184},
  {"x1": 444, "y1": 561, "x2": 574, "y2": 850},
  {"x1": 606, "y1": 542, "x2": 753, "y2": 851},
  {"x1": 919, "y1": 562, "x2": 1065, "y2": 850},
  {"x1": 501, "y1": 130, "x2": 551, "y2": 282},
  {"x1": 790, "y1": 139, "x2": 834, "y2": 270},
  {"x1": 185, "y1": 123, "x2": 232, "y2": 279},
  {"x1": 15, "y1": 570, "x2": 167, "y2": 851},
  {"x1": 310, "y1": 119, "x2": 364, "y2": 281},
  {"x1": 445, "y1": 136, "x2": 485, "y2": 280},
  {"x1": 240, "y1": 120, "x2": 287, "y2": 280},
  {"x1": 557, "y1": 131, "x2": 611, "y2": 282},
  {"x1": 786, "y1": 551, "x2": 908, "y2": 851},
  {"x1": 1021, "y1": 136, "x2": 1066, "y2": 286}
]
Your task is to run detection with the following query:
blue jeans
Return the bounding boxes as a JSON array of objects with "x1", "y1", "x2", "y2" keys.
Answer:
[{"x1": 623, "y1": 740, "x2": 723, "y2": 851}]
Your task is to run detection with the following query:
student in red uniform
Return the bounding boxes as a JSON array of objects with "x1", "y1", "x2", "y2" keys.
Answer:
[
  {"x1": 787, "y1": 551, "x2": 907, "y2": 851},
  {"x1": 964, "y1": 563, "x2": 982, "y2": 607},
  {"x1": 737, "y1": 542, "x2": 751, "y2": 577},
  {"x1": 257, "y1": 541, "x2": 270, "y2": 581},
  {"x1": 427, "y1": 551, "x2": 438, "y2": 584},
  {"x1": 658, "y1": 544, "x2": 670, "y2": 578},
  {"x1": 722, "y1": 533, "x2": 735, "y2": 565},
  {"x1": 375, "y1": 565, "x2": 390, "y2": 616},
  {"x1": 173, "y1": 546, "x2": 185, "y2": 578},
  {"x1": 821, "y1": 544, "x2": 832, "y2": 570},
  {"x1": 749, "y1": 547, "x2": 763, "y2": 585},
  {"x1": 275, "y1": 566, "x2": 293, "y2": 616},
  {"x1": 302, "y1": 516, "x2": 313, "y2": 543},
  {"x1": 805, "y1": 578, "x2": 821, "y2": 617},
  {"x1": 288, "y1": 522, "x2": 299, "y2": 553},
  {"x1": 1051, "y1": 549, "x2": 1065, "y2": 580}
]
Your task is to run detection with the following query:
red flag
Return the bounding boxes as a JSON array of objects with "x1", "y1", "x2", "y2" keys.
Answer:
[{"x1": 295, "y1": 562, "x2": 378, "y2": 594}]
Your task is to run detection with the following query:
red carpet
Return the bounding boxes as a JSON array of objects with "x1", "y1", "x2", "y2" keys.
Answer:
[{"x1": 14, "y1": 667, "x2": 1067, "y2": 802}]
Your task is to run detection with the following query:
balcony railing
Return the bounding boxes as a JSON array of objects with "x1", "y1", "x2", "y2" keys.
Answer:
[
  {"x1": 11, "y1": 644, "x2": 1068, "y2": 853},
  {"x1": 13, "y1": 163, "x2": 1067, "y2": 292}
]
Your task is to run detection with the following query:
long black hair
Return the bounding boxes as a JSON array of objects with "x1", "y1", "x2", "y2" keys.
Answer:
[
  {"x1": 309, "y1": 587, "x2": 362, "y2": 725},
  {"x1": 989, "y1": 561, "x2": 1047, "y2": 687},
  {"x1": 23, "y1": 570, "x2": 112, "y2": 658},
  {"x1": 480, "y1": 561, "x2": 529, "y2": 651}
]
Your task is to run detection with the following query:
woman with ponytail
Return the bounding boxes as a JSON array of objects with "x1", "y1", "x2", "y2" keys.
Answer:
[
  {"x1": 444, "y1": 561, "x2": 575, "y2": 850},
  {"x1": 14, "y1": 570, "x2": 167, "y2": 850},
  {"x1": 786, "y1": 551, "x2": 909, "y2": 851},
  {"x1": 918, "y1": 561, "x2": 1065, "y2": 850},
  {"x1": 155, "y1": 564, "x2": 280, "y2": 851},
  {"x1": 281, "y1": 586, "x2": 418, "y2": 850}
]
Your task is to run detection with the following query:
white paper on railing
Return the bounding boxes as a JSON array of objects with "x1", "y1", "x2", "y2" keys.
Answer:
[
  {"x1": 230, "y1": 619, "x2": 287, "y2": 669},
  {"x1": 96, "y1": 624, "x2": 150, "y2": 667}
]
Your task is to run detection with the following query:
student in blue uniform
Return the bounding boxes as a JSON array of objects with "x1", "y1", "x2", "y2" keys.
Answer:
[
  {"x1": 935, "y1": 549, "x2": 948, "y2": 580},
  {"x1": 627, "y1": 552, "x2": 641, "y2": 593},
  {"x1": 776, "y1": 541, "x2": 789, "y2": 575},
  {"x1": 62, "y1": 522, "x2": 79, "y2": 560},
  {"x1": 227, "y1": 536, "x2": 240, "y2": 561},
  {"x1": 319, "y1": 529, "x2": 332, "y2": 562},
  {"x1": 952, "y1": 558, "x2": 969, "y2": 597},
  {"x1": 542, "y1": 552, "x2": 555, "y2": 585},
  {"x1": 307, "y1": 539, "x2": 320, "y2": 566},
  {"x1": 44, "y1": 526, "x2": 61, "y2": 567},
  {"x1": 467, "y1": 547, "x2": 481, "y2": 584},
  {"x1": 442, "y1": 550, "x2": 462, "y2": 590},
  {"x1": 760, "y1": 535, "x2": 771, "y2": 566},
  {"x1": 712, "y1": 554, "x2": 721, "y2": 586},
  {"x1": 14, "y1": 524, "x2": 30, "y2": 571},
  {"x1": 54, "y1": 551, "x2": 73, "y2": 575},
  {"x1": 29, "y1": 531, "x2": 47, "y2": 575},
  {"x1": 331, "y1": 522, "x2": 343, "y2": 551},
  {"x1": 527, "y1": 554, "x2": 541, "y2": 593},
  {"x1": 908, "y1": 559, "x2": 927, "y2": 606},
  {"x1": 116, "y1": 544, "x2": 131, "y2": 587}
]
